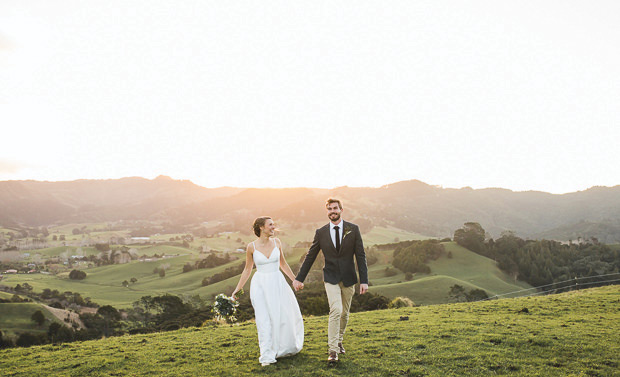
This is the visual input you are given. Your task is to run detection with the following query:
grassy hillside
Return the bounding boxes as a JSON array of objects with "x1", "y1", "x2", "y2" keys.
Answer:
[
  {"x1": 362, "y1": 226, "x2": 430, "y2": 245},
  {"x1": 2, "y1": 247, "x2": 308, "y2": 308},
  {"x1": 2, "y1": 242, "x2": 528, "y2": 308},
  {"x1": 370, "y1": 242, "x2": 530, "y2": 305},
  {"x1": 26, "y1": 246, "x2": 100, "y2": 258},
  {"x1": 0, "y1": 303, "x2": 59, "y2": 338},
  {"x1": 1, "y1": 254, "x2": 243, "y2": 307},
  {"x1": 0, "y1": 291, "x2": 15, "y2": 300},
  {"x1": 1, "y1": 285, "x2": 618, "y2": 376}
]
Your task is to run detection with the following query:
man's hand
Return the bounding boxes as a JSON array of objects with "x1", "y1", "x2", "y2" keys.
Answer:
[
  {"x1": 292, "y1": 280, "x2": 304, "y2": 291},
  {"x1": 359, "y1": 284, "x2": 368, "y2": 295}
]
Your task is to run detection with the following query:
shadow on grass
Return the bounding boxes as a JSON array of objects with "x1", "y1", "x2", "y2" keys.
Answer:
[{"x1": 246, "y1": 351, "x2": 387, "y2": 376}]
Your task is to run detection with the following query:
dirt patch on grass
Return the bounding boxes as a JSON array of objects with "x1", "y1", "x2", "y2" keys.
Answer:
[{"x1": 42, "y1": 305, "x2": 86, "y2": 329}]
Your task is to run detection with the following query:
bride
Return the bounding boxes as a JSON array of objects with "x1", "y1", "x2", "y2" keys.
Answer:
[{"x1": 232, "y1": 216, "x2": 304, "y2": 366}]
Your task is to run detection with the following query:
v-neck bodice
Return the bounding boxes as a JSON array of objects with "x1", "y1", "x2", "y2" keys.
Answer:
[{"x1": 253, "y1": 240, "x2": 280, "y2": 273}]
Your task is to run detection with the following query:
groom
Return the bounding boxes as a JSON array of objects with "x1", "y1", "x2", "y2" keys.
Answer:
[{"x1": 293, "y1": 198, "x2": 368, "y2": 363}]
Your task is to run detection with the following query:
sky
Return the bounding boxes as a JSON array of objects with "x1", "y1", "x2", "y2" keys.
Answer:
[{"x1": 1, "y1": 1, "x2": 619, "y2": 193}]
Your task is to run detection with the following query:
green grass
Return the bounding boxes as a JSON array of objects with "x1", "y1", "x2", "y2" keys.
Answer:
[
  {"x1": 0, "y1": 291, "x2": 17, "y2": 300},
  {"x1": 363, "y1": 226, "x2": 431, "y2": 245},
  {"x1": 25, "y1": 246, "x2": 99, "y2": 258},
  {"x1": 0, "y1": 303, "x2": 59, "y2": 338},
  {"x1": 194, "y1": 234, "x2": 250, "y2": 252},
  {"x1": 0, "y1": 254, "x2": 249, "y2": 307},
  {"x1": 370, "y1": 242, "x2": 530, "y2": 305},
  {"x1": 1, "y1": 286, "x2": 618, "y2": 376},
  {"x1": 86, "y1": 231, "x2": 132, "y2": 242},
  {"x1": 275, "y1": 225, "x2": 429, "y2": 247},
  {"x1": 128, "y1": 245, "x2": 197, "y2": 256},
  {"x1": 49, "y1": 223, "x2": 110, "y2": 234},
  {"x1": 189, "y1": 226, "x2": 430, "y2": 253},
  {"x1": 25, "y1": 243, "x2": 195, "y2": 260},
  {"x1": 2, "y1": 242, "x2": 527, "y2": 309}
]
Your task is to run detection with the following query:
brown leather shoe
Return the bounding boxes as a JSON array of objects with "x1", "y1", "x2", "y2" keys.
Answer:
[
  {"x1": 328, "y1": 351, "x2": 339, "y2": 363},
  {"x1": 338, "y1": 343, "x2": 345, "y2": 354}
]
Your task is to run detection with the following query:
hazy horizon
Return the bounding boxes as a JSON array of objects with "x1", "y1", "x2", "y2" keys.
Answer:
[{"x1": 1, "y1": 174, "x2": 618, "y2": 194}]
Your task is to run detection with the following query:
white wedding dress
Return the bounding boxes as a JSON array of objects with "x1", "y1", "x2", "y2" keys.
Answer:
[{"x1": 250, "y1": 240, "x2": 304, "y2": 364}]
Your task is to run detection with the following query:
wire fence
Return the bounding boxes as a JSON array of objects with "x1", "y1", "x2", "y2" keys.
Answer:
[{"x1": 479, "y1": 272, "x2": 620, "y2": 302}]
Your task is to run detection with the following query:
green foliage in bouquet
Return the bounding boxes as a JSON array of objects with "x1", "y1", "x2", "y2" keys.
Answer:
[{"x1": 213, "y1": 292, "x2": 241, "y2": 323}]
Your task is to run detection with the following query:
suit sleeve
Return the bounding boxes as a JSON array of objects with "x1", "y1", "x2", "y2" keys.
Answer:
[
  {"x1": 354, "y1": 225, "x2": 368, "y2": 284},
  {"x1": 295, "y1": 229, "x2": 321, "y2": 283}
]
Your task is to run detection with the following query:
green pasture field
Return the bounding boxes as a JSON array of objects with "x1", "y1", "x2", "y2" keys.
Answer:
[
  {"x1": 273, "y1": 227, "x2": 316, "y2": 246},
  {"x1": 0, "y1": 303, "x2": 58, "y2": 338},
  {"x1": 49, "y1": 223, "x2": 111, "y2": 233},
  {"x1": 46, "y1": 224, "x2": 87, "y2": 242},
  {"x1": 369, "y1": 242, "x2": 530, "y2": 305},
  {"x1": 1, "y1": 285, "x2": 618, "y2": 376},
  {"x1": 194, "y1": 233, "x2": 250, "y2": 252},
  {"x1": 0, "y1": 253, "x2": 251, "y2": 307},
  {"x1": 127, "y1": 245, "x2": 197, "y2": 256},
  {"x1": 22, "y1": 246, "x2": 99, "y2": 259},
  {"x1": 148, "y1": 233, "x2": 187, "y2": 241},
  {"x1": 272, "y1": 225, "x2": 429, "y2": 247},
  {"x1": 6, "y1": 222, "x2": 429, "y2": 256},
  {"x1": 2, "y1": 241, "x2": 525, "y2": 309},
  {"x1": 19, "y1": 244, "x2": 197, "y2": 264},
  {"x1": 86, "y1": 231, "x2": 131, "y2": 241},
  {"x1": 363, "y1": 226, "x2": 431, "y2": 245},
  {"x1": 0, "y1": 245, "x2": 306, "y2": 309},
  {"x1": 184, "y1": 226, "x2": 429, "y2": 253},
  {"x1": 0, "y1": 291, "x2": 17, "y2": 300}
]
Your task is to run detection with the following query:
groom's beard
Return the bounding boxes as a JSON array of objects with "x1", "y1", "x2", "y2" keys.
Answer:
[{"x1": 329, "y1": 213, "x2": 341, "y2": 222}]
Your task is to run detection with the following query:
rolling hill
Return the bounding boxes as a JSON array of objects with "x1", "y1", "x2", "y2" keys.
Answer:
[
  {"x1": 0, "y1": 301, "x2": 64, "y2": 339},
  {"x1": 2, "y1": 177, "x2": 620, "y2": 241},
  {"x1": 369, "y1": 242, "x2": 530, "y2": 305},
  {"x1": 1, "y1": 285, "x2": 617, "y2": 376},
  {"x1": 2, "y1": 242, "x2": 529, "y2": 308}
]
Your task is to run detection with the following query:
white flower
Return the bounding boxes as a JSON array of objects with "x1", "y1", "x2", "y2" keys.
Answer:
[{"x1": 213, "y1": 293, "x2": 240, "y2": 322}]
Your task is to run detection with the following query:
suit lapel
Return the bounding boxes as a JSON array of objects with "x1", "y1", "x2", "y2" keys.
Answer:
[
  {"x1": 339, "y1": 221, "x2": 350, "y2": 252},
  {"x1": 340, "y1": 220, "x2": 352, "y2": 251},
  {"x1": 323, "y1": 224, "x2": 338, "y2": 254}
]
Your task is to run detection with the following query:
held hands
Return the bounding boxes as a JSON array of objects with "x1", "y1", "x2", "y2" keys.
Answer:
[
  {"x1": 359, "y1": 284, "x2": 368, "y2": 295},
  {"x1": 292, "y1": 280, "x2": 304, "y2": 291}
]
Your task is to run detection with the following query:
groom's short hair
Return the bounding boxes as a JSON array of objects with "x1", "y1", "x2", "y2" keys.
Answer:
[{"x1": 325, "y1": 198, "x2": 343, "y2": 210}]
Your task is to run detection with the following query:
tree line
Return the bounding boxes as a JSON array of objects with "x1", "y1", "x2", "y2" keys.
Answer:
[
  {"x1": 453, "y1": 222, "x2": 620, "y2": 289},
  {"x1": 391, "y1": 239, "x2": 445, "y2": 274},
  {"x1": 1, "y1": 283, "x2": 393, "y2": 349}
]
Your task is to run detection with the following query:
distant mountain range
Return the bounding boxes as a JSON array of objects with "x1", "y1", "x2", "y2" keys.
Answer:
[{"x1": 1, "y1": 176, "x2": 619, "y2": 242}]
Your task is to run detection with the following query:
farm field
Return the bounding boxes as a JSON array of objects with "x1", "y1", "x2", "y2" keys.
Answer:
[{"x1": 2, "y1": 242, "x2": 529, "y2": 308}]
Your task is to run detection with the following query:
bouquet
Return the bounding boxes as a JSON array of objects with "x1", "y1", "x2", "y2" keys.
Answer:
[{"x1": 213, "y1": 293, "x2": 240, "y2": 323}]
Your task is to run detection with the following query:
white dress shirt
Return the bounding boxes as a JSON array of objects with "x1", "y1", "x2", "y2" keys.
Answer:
[{"x1": 329, "y1": 219, "x2": 344, "y2": 249}]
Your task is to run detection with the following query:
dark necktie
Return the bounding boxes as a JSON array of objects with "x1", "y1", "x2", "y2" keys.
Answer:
[{"x1": 334, "y1": 226, "x2": 340, "y2": 251}]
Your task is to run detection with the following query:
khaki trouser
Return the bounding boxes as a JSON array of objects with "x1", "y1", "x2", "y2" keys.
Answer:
[{"x1": 324, "y1": 282, "x2": 355, "y2": 353}]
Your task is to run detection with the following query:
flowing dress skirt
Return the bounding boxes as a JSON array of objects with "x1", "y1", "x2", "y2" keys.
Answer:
[{"x1": 250, "y1": 270, "x2": 304, "y2": 364}]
